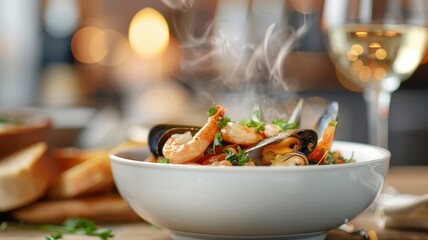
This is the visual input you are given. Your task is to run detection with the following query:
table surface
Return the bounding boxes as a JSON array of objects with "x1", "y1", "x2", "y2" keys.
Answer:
[{"x1": 2, "y1": 166, "x2": 428, "y2": 240}]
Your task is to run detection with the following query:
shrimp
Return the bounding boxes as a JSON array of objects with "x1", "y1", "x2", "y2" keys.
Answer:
[
  {"x1": 163, "y1": 105, "x2": 225, "y2": 164},
  {"x1": 307, "y1": 120, "x2": 337, "y2": 164},
  {"x1": 221, "y1": 122, "x2": 263, "y2": 145},
  {"x1": 263, "y1": 123, "x2": 282, "y2": 138}
]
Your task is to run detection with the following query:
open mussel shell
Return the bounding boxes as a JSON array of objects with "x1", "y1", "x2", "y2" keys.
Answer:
[
  {"x1": 288, "y1": 98, "x2": 304, "y2": 126},
  {"x1": 148, "y1": 124, "x2": 200, "y2": 157},
  {"x1": 244, "y1": 129, "x2": 318, "y2": 159},
  {"x1": 313, "y1": 101, "x2": 339, "y2": 136},
  {"x1": 271, "y1": 151, "x2": 309, "y2": 166}
]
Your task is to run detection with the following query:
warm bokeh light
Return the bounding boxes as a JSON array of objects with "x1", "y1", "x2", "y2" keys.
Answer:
[
  {"x1": 129, "y1": 8, "x2": 170, "y2": 58},
  {"x1": 335, "y1": 67, "x2": 362, "y2": 92},
  {"x1": 355, "y1": 31, "x2": 368, "y2": 38},
  {"x1": 374, "y1": 67, "x2": 386, "y2": 80},
  {"x1": 351, "y1": 44, "x2": 363, "y2": 55},
  {"x1": 384, "y1": 31, "x2": 397, "y2": 37},
  {"x1": 290, "y1": 0, "x2": 323, "y2": 14},
  {"x1": 359, "y1": 66, "x2": 371, "y2": 82},
  {"x1": 99, "y1": 29, "x2": 130, "y2": 66},
  {"x1": 71, "y1": 26, "x2": 106, "y2": 64},
  {"x1": 375, "y1": 48, "x2": 387, "y2": 60},
  {"x1": 71, "y1": 26, "x2": 129, "y2": 65},
  {"x1": 369, "y1": 42, "x2": 382, "y2": 49}
]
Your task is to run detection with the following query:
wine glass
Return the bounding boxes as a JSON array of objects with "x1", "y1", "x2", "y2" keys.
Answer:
[{"x1": 322, "y1": 0, "x2": 428, "y2": 148}]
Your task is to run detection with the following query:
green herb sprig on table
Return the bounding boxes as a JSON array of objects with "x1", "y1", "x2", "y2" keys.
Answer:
[
  {"x1": 40, "y1": 217, "x2": 114, "y2": 240},
  {"x1": 0, "y1": 217, "x2": 113, "y2": 240}
]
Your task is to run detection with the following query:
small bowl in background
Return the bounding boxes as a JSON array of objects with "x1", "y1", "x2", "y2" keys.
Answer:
[{"x1": 0, "y1": 109, "x2": 52, "y2": 159}]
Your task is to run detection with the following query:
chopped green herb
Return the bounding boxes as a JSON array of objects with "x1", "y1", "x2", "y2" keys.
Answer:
[
  {"x1": 308, "y1": 159, "x2": 319, "y2": 165},
  {"x1": 343, "y1": 152, "x2": 355, "y2": 163},
  {"x1": 1, "y1": 218, "x2": 112, "y2": 240},
  {"x1": 271, "y1": 119, "x2": 299, "y2": 131},
  {"x1": 325, "y1": 151, "x2": 335, "y2": 164},
  {"x1": 40, "y1": 217, "x2": 114, "y2": 240},
  {"x1": 324, "y1": 151, "x2": 355, "y2": 164},
  {"x1": 0, "y1": 116, "x2": 24, "y2": 125},
  {"x1": 0, "y1": 222, "x2": 8, "y2": 231},
  {"x1": 240, "y1": 110, "x2": 265, "y2": 132},
  {"x1": 225, "y1": 146, "x2": 250, "y2": 166},
  {"x1": 251, "y1": 110, "x2": 262, "y2": 122},
  {"x1": 213, "y1": 131, "x2": 223, "y2": 149},
  {"x1": 45, "y1": 233, "x2": 62, "y2": 240},
  {"x1": 208, "y1": 104, "x2": 218, "y2": 116},
  {"x1": 157, "y1": 157, "x2": 169, "y2": 164},
  {"x1": 329, "y1": 120, "x2": 338, "y2": 127},
  {"x1": 216, "y1": 116, "x2": 231, "y2": 129}
]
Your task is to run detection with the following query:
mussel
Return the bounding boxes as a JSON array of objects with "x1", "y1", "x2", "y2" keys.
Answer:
[
  {"x1": 313, "y1": 101, "x2": 339, "y2": 136},
  {"x1": 147, "y1": 100, "x2": 337, "y2": 166},
  {"x1": 244, "y1": 129, "x2": 318, "y2": 165},
  {"x1": 288, "y1": 98, "x2": 303, "y2": 126},
  {"x1": 148, "y1": 124, "x2": 200, "y2": 158},
  {"x1": 270, "y1": 151, "x2": 309, "y2": 166},
  {"x1": 147, "y1": 99, "x2": 305, "y2": 159}
]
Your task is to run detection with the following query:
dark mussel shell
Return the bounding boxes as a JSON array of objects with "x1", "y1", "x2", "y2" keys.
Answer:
[
  {"x1": 148, "y1": 124, "x2": 200, "y2": 157},
  {"x1": 313, "y1": 101, "x2": 339, "y2": 136},
  {"x1": 244, "y1": 129, "x2": 318, "y2": 159}
]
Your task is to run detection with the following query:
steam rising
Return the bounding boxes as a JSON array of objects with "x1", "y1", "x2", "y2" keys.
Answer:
[
  {"x1": 161, "y1": 0, "x2": 195, "y2": 11},
  {"x1": 163, "y1": 1, "x2": 310, "y2": 121}
]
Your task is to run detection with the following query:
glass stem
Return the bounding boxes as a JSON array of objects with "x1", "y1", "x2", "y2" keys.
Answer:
[{"x1": 363, "y1": 88, "x2": 391, "y2": 149}]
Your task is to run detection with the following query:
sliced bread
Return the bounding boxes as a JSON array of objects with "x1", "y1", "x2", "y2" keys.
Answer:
[{"x1": 0, "y1": 142, "x2": 53, "y2": 211}]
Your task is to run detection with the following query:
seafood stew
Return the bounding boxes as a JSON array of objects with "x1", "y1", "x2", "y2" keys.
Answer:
[{"x1": 148, "y1": 102, "x2": 354, "y2": 166}]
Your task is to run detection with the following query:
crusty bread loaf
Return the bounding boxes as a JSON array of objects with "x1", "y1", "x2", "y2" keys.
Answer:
[
  {"x1": 11, "y1": 194, "x2": 141, "y2": 224},
  {"x1": 47, "y1": 150, "x2": 114, "y2": 199},
  {"x1": 0, "y1": 142, "x2": 54, "y2": 211},
  {"x1": 51, "y1": 148, "x2": 102, "y2": 173}
]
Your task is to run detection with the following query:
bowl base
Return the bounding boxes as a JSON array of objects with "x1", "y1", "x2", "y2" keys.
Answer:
[{"x1": 171, "y1": 231, "x2": 327, "y2": 240}]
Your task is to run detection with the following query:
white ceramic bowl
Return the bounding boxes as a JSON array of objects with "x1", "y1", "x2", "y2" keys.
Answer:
[{"x1": 110, "y1": 141, "x2": 390, "y2": 240}]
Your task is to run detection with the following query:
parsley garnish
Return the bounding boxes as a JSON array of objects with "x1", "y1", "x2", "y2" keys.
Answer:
[
  {"x1": 225, "y1": 146, "x2": 250, "y2": 166},
  {"x1": 271, "y1": 119, "x2": 298, "y2": 131},
  {"x1": 216, "y1": 116, "x2": 231, "y2": 129},
  {"x1": 45, "y1": 233, "x2": 62, "y2": 240},
  {"x1": 240, "y1": 110, "x2": 265, "y2": 132},
  {"x1": 213, "y1": 132, "x2": 223, "y2": 149},
  {"x1": 343, "y1": 152, "x2": 355, "y2": 163},
  {"x1": 0, "y1": 218, "x2": 113, "y2": 240},
  {"x1": 213, "y1": 116, "x2": 231, "y2": 150},
  {"x1": 0, "y1": 116, "x2": 24, "y2": 125},
  {"x1": 324, "y1": 151, "x2": 354, "y2": 164},
  {"x1": 40, "y1": 217, "x2": 114, "y2": 240},
  {"x1": 157, "y1": 157, "x2": 169, "y2": 164},
  {"x1": 0, "y1": 222, "x2": 8, "y2": 232},
  {"x1": 208, "y1": 104, "x2": 218, "y2": 116}
]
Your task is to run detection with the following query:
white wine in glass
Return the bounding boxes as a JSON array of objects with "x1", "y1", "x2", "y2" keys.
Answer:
[{"x1": 323, "y1": 0, "x2": 428, "y2": 148}]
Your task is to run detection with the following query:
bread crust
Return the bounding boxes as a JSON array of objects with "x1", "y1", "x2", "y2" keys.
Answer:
[
  {"x1": 47, "y1": 151, "x2": 115, "y2": 199},
  {"x1": 0, "y1": 142, "x2": 54, "y2": 211},
  {"x1": 11, "y1": 194, "x2": 141, "y2": 224}
]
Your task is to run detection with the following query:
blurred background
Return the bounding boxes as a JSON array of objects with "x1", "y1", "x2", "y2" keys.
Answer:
[{"x1": 1, "y1": 0, "x2": 427, "y2": 165}]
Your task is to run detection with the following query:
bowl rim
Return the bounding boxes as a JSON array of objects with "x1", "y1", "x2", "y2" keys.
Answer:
[{"x1": 110, "y1": 141, "x2": 391, "y2": 173}]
